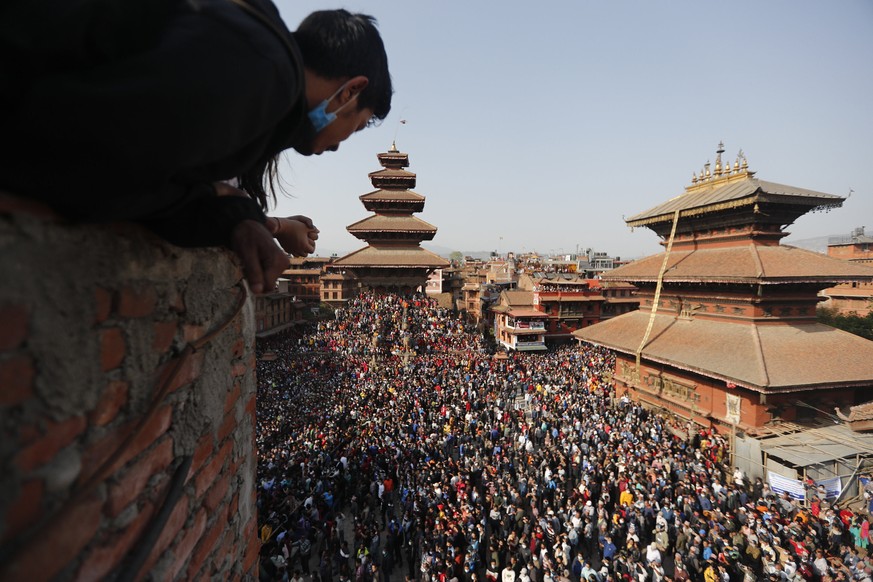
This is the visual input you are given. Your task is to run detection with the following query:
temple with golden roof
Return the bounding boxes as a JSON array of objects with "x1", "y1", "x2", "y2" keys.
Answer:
[
  {"x1": 329, "y1": 144, "x2": 449, "y2": 292},
  {"x1": 574, "y1": 143, "x2": 873, "y2": 431}
]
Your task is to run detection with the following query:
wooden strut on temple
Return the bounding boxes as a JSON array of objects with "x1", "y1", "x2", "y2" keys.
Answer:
[{"x1": 635, "y1": 209, "x2": 681, "y2": 373}]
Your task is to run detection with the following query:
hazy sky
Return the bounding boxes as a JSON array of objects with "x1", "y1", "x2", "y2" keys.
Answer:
[{"x1": 271, "y1": 0, "x2": 873, "y2": 260}]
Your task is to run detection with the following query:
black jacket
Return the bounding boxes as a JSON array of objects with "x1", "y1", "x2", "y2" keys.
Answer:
[{"x1": 0, "y1": 0, "x2": 310, "y2": 246}]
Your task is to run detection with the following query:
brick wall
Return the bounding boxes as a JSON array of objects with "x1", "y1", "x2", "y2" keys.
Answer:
[{"x1": 0, "y1": 196, "x2": 260, "y2": 581}]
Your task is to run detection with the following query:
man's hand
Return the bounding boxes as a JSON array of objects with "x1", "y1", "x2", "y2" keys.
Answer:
[
  {"x1": 231, "y1": 219, "x2": 288, "y2": 294},
  {"x1": 269, "y1": 215, "x2": 320, "y2": 257}
]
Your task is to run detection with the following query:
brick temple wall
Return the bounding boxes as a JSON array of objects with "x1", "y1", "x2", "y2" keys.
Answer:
[{"x1": 0, "y1": 195, "x2": 260, "y2": 581}]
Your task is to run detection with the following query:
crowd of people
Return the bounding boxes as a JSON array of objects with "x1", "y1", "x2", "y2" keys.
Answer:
[{"x1": 255, "y1": 291, "x2": 872, "y2": 582}]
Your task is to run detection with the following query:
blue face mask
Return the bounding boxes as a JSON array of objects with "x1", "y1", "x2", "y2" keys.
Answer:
[{"x1": 307, "y1": 82, "x2": 356, "y2": 133}]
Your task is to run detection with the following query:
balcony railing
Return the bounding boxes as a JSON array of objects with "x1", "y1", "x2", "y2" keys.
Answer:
[{"x1": 507, "y1": 320, "x2": 545, "y2": 330}]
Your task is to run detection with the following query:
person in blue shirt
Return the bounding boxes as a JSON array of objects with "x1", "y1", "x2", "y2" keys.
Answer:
[
  {"x1": 702, "y1": 539, "x2": 714, "y2": 561},
  {"x1": 601, "y1": 535, "x2": 617, "y2": 560}
]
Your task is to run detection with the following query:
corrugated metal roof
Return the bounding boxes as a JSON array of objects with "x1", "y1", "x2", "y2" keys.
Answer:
[
  {"x1": 760, "y1": 424, "x2": 873, "y2": 467},
  {"x1": 627, "y1": 178, "x2": 843, "y2": 226}
]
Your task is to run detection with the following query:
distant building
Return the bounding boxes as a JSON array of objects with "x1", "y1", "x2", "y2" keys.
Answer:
[
  {"x1": 426, "y1": 268, "x2": 444, "y2": 295},
  {"x1": 492, "y1": 274, "x2": 640, "y2": 348},
  {"x1": 485, "y1": 258, "x2": 516, "y2": 285},
  {"x1": 320, "y1": 271, "x2": 357, "y2": 306},
  {"x1": 254, "y1": 278, "x2": 305, "y2": 337},
  {"x1": 491, "y1": 291, "x2": 548, "y2": 352},
  {"x1": 827, "y1": 226, "x2": 873, "y2": 264},
  {"x1": 574, "y1": 143, "x2": 873, "y2": 431},
  {"x1": 820, "y1": 227, "x2": 873, "y2": 316},
  {"x1": 283, "y1": 256, "x2": 332, "y2": 303}
]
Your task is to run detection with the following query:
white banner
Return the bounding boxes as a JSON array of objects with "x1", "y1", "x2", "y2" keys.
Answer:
[
  {"x1": 768, "y1": 471, "x2": 806, "y2": 501},
  {"x1": 818, "y1": 476, "x2": 842, "y2": 499}
]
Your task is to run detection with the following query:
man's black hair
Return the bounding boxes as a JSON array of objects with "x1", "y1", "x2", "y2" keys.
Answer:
[
  {"x1": 294, "y1": 9, "x2": 393, "y2": 120},
  {"x1": 241, "y1": 9, "x2": 393, "y2": 211}
]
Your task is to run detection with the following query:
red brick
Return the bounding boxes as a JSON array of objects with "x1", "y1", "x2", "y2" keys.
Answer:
[
  {"x1": 156, "y1": 350, "x2": 204, "y2": 395},
  {"x1": 0, "y1": 354, "x2": 34, "y2": 406},
  {"x1": 79, "y1": 405, "x2": 172, "y2": 484},
  {"x1": 16, "y1": 421, "x2": 41, "y2": 446},
  {"x1": 186, "y1": 506, "x2": 228, "y2": 580},
  {"x1": 183, "y1": 324, "x2": 204, "y2": 343},
  {"x1": 212, "y1": 531, "x2": 234, "y2": 576},
  {"x1": 204, "y1": 472, "x2": 231, "y2": 513},
  {"x1": 191, "y1": 433, "x2": 214, "y2": 474},
  {"x1": 169, "y1": 289, "x2": 185, "y2": 314},
  {"x1": 193, "y1": 439, "x2": 233, "y2": 498},
  {"x1": 217, "y1": 411, "x2": 236, "y2": 444},
  {"x1": 152, "y1": 321, "x2": 177, "y2": 354},
  {"x1": 243, "y1": 509, "x2": 257, "y2": 536},
  {"x1": 230, "y1": 337, "x2": 245, "y2": 359},
  {"x1": 244, "y1": 393, "x2": 257, "y2": 418},
  {"x1": 15, "y1": 415, "x2": 87, "y2": 472},
  {"x1": 0, "y1": 304, "x2": 28, "y2": 351},
  {"x1": 118, "y1": 286, "x2": 157, "y2": 318},
  {"x1": 88, "y1": 380, "x2": 129, "y2": 427},
  {"x1": 0, "y1": 479, "x2": 44, "y2": 544},
  {"x1": 224, "y1": 382, "x2": 241, "y2": 415},
  {"x1": 165, "y1": 508, "x2": 208, "y2": 581},
  {"x1": 140, "y1": 496, "x2": 190, "y2": 578},
  {"x1": 231, "y1": 361, "x2": 248, "y2": 378},
  {"x1": 100, "y1": 327, "x2": 125, "y2": 371},
  {"x1": 0, "y1": 491, "x2": 102, "y2": 581},
  {"x1": 107, "y1": 438, "x2": 174, "y2": 517},
  {"x1": 94, "y1": 287, "x2": 114, "y2": 324},
  {"x1": 229, "y1": 493, "x2": 239, "y2": 519},
  {"x1": 74, "y1": 501, "x2": 156, "y2": 582},
  {"x1": 241, "y1": 521, "x2": 262, "y2": 574}
]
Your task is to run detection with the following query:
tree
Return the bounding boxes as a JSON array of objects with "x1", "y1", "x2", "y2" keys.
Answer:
[
  {"x1": 449, "y1": 251, "x2": 464, "y2": 265},
  {"x1": 817, "y1": 306, "x2": 873, "y2": 341}
]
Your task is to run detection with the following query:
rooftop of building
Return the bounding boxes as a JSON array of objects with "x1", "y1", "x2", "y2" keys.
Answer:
[
  {"x1": 602, "y1": 244, "x2": 873, "y2": 284},
  {"x1": 331, "y1": 245, "x2": 449, "y2": 268},
  {"x1": 346, "y1": 214, "x2": 437, "y2": 233},
  {"x1": 574, "y1": 311, "x2": 873, "y2": 392},
  {"x1": 359, "y1": 189, "x2": 425, "y2": 203},
  {"x1": 828, "y1": 226, "x2": 873, "y2": 247},
  {"x1": 627, "y1": 144, "x2": 844, "y2": 228}
]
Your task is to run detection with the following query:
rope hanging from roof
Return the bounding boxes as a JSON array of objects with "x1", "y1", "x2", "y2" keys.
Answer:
[{"x1": 636, "y1": 209, "x2": 681, "y2": 371}]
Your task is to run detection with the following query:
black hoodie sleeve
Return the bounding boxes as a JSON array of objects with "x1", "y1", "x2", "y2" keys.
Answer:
[{"x1": 0, "y1": 0, "x2": 304, "y2": 247}]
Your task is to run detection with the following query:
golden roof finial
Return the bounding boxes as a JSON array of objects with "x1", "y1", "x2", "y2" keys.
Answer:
[
  {"x1": 389, "y1": 141, "x2": 399, "y2": 153},
  {"x1": 715, "y1": 141, "x2": 724, "y2": 176}
]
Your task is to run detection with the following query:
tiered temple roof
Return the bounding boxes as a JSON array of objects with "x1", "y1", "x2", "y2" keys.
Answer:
[
  {"x1": 575, "y1": 143, "x2": 873, "y2": 394},
  {"x1": 330, "y1": 144, "x2": 448, "y2": 289}
]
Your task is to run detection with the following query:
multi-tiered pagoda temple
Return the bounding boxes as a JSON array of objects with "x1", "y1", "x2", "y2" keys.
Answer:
[
  {"x1": 574, "y1": 143, "x2": 873, "y2": 430},
  {"x1": 330, "y1": 144, "x2": 449, "y2": 292}
]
